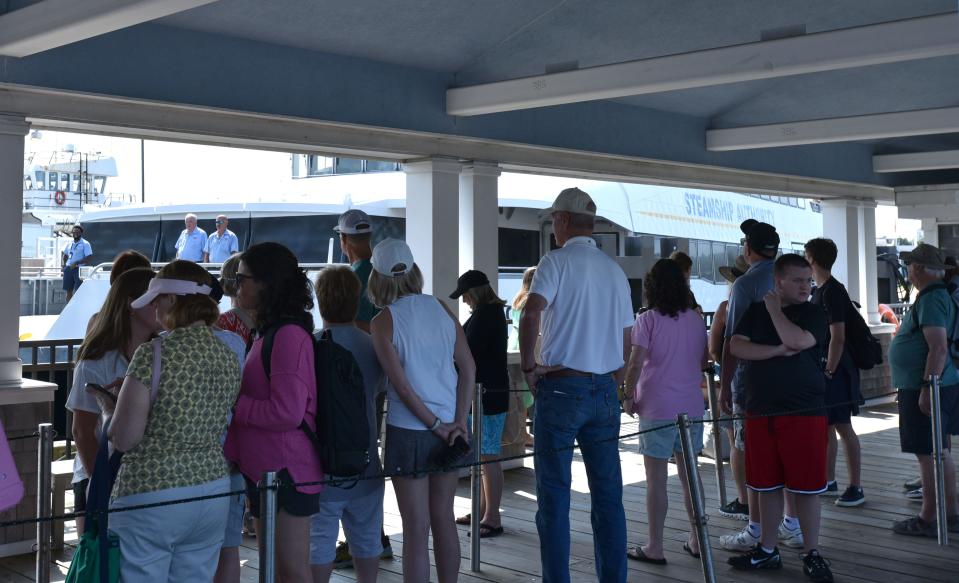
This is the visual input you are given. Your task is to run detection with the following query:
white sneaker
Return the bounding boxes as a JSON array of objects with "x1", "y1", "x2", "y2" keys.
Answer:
[
  {"x1": 720, "y1": 525, "x2": 760, "y2": 551},
  {"x1": 778, "y1": 522, "x2": 804, "y2": 549}
]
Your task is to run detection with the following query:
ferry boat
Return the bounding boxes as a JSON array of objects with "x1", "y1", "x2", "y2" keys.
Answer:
[{"x1": 72, "y1": 157, "x2": 826, "y2": 314}]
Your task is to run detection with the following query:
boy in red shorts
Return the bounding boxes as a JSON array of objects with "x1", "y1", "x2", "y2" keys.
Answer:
[{"x1": 727, "y1": 254, "x2": 833, "y2": 583}]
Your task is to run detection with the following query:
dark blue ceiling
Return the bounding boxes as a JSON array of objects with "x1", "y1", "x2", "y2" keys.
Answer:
[{"x1": 2, "y1": 0, "x2": 958, "y2": 189}]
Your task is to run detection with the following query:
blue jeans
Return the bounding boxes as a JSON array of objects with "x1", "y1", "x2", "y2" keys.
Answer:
[{"x1": 534, "y1": 374, "x2": 627, "y2": 583}]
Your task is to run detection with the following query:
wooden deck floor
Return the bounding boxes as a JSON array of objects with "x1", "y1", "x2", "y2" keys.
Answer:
[{"x1": 2, "y1": 402, "x2": 958, "y2": 582}]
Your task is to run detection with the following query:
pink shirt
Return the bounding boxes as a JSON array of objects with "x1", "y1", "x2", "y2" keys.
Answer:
[
  {"x1": 630, "y1": 309, "x2": 707, "y2": 420},
  {"x1": 224, "y1": 324, "x2": 323, "y2": 494}
]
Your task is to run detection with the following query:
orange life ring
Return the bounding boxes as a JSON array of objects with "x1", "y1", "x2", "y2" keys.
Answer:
[
  {"x1": 53, "y1": 191, "x2": 66, "y2": 206},
  {"x1": 878, "y1": 304, "x2": 900, "y2": 333}
]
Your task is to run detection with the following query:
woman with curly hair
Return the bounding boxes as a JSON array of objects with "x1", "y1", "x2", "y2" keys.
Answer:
[
  {"x1": 623, "y1": 258, "x2": 708, "y2": 565},
  {"x1": 223, "y1": 242, "x2": 321, "y2": 583}
]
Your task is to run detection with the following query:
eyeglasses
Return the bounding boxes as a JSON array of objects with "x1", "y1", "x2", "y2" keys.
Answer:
[{"x1": 235, "y1": 273, "x2": 255, "y2": 285}]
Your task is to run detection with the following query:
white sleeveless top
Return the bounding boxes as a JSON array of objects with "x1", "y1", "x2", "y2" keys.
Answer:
[{"x1": 386, "y1": 294, "x2": 458, "y2": 430}]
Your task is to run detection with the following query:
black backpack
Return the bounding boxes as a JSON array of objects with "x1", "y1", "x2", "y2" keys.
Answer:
[
  {"x1": 844, "y1": 300, "x2": 883, "y2": 370},
  {"x1": 261, "y1": 322, "x2": 371, "y2": 479}
]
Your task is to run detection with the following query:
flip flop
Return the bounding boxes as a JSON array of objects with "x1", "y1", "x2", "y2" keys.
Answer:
[
  {"x1": 683, "y1": 542, "x2": 700, "y2": 558},
  {"x1": 455, "y1": 514, "x2": 471, "y2": 526},
  {"x1": 626, "y1": 546, "x2": 667, "y2": 565}
]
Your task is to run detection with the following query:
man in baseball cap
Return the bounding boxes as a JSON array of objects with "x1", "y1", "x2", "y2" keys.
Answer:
[
  {"x1": 888, "y1": 241, "x2": 959, "y2": 537},
  {"x1": 540, "y1": 187, "x2": 597, "y2": 218},
  {"x1": 332, "y1": 208, "x2": 395, "y2": 563},
  {"x1": 741, "y1": 219, "x2": 780, "y2": 259}
]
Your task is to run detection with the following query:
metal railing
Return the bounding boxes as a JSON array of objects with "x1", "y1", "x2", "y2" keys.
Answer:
[
  {"x1": 20, "y1": 338, "x2": 83, "y2": 456},
  {"x1": 87, "y1": 261, "x2": 341, "y2": 280}
]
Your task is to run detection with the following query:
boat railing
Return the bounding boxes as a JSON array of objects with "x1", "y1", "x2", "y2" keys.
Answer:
[{"x1": 86, "y1": 261, "x2": 342, "y2": 280}]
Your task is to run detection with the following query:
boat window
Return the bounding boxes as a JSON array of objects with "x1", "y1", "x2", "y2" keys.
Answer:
[
  {"x1": 711, "y1": 241, "x2": 725, "y2": 284},
  {"x1": 692, "y1": 239, "x2": 708, "y2": 280},
  {"x1": 308, "y1": 155, "x2": 335, "y2": 175},
  {"x1": 365, "y1": 160, "x2": 399, "y2": 173},
  {"x1": 23, "y1": 175, "x2": 33, "y2": 190},
  {"x1": 726, "y1": 243, "x2": 738, "y2": 268},
  {"x1": 334, "y1": 158, "x2": 363, "y2": 174},
  {"x1": 35, "y1": 171, "x2": 45, "y2": 190},
  {"x1": 93, "y1": 176, "x2": 106, "y2": 195},
  {"x1": 72, "y1": 174, "x2": 82, "y2": 193},
  {"x1": 60, "y1": 173, "x2": 71, "y2": 192},
  {"x1": 659, "y1": 237, "x2": 679, "y2": 258},
  {"x1": 48, "y1": 172, "x2": 59, "y2": 191},
  {"x1": 688, "y1": 240, "x2": 699, "y2": 278}
]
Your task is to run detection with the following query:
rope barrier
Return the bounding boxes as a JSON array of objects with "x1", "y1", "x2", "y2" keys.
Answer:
[
  {"x1": 4, "y1": 429, "x2": 57, "y2": 442},
  {"x1": 0, "y1": 390, "x2": 900, "y2": 529}
]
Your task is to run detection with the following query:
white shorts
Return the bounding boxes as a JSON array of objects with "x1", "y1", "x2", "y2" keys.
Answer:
[
  {"x1": 309, "y1": 483, "x2": 385, "y2": 564},
  {"x1": 222, "y1": 471, "x2": 246, "y2": 548}
]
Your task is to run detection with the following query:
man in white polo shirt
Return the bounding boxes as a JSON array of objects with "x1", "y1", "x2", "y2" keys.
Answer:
[{"x1": 520, "y1": 187, "x2": 633, "y2": 583}]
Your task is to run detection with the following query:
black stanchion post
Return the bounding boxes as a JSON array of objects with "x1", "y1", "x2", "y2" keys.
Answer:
[
  {"x1": 35, "y1": 423, "x2": 53, "y2": 583},
  {"x1": 928, "y1": 374, "x2": 949, "y2": 545},
  {"x1": 470, "y1": 383, "x2": 483, "y2": 572},
  {"x1": 677, "y1": 413, "x2": 716, "y2": 583},
  {"x1": 259, "y1": 471, "x2": 278, "y2": 583},
  {"x1": 703, "y1": 366, "x2": 727, "y2": 508}
]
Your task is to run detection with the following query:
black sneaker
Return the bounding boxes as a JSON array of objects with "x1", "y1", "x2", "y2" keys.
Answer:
[
  {"x1": 821, "y1": 481, "x2": 839, "y2": 497},
  {"x1": 719, "y1": 497, "x2": 749, "y2": 520},
  {"x1": 835, "y1": 485, "x2": 865, "y2": 507},
  {"x1": 802, "y1": 550, "x2": 834, "y2": 583},
  {"x1": 728, "y1": 545, "x2": 782, "y2": 571}
]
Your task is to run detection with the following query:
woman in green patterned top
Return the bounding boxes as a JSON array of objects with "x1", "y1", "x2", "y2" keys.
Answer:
[{"x1": 108, "y1": 260, "x2": 241, "y2": 583}]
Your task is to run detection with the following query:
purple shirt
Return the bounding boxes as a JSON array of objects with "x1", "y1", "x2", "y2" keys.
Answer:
[{"x1": 630, "y1": 309, "x2": 707, "y2": 420}]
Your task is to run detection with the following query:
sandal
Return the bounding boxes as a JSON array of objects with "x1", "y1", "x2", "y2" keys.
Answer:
[
  {"x1": 626, "y1": 546, "x2": 667, "y2": 565},
  {"x1": 467, "y1": 523, "x2": 504, "y2": 538},
  {"x1": 455, "y1": 514, "x2": 471, "y2": 526},
  {"x1": 892, "y1": 515, "x2": 937, "y2": 537},
  {"x1": 683, "y1": 542, "x2": 700, "y2": 558}
]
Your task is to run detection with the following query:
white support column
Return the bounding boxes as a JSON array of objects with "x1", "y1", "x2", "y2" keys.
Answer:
[
  {"x1": 861, "y1": 201, "x2": 880, "y2": 325},
  {"x1": 0, "y1": 114, "x2": 28, "y2": 385},
  {"x1": 920, "y1": 218, "x2": 939, "y2": 247},
  {"x1": 403, "y1": 158, "x2": 462, "y2": 311},
  {"x1": 459, "y1": 162, "x2": 501, "y2": 320},
  {"x1": 822, "y1": 199, "x2": 864, "y2": 306}
]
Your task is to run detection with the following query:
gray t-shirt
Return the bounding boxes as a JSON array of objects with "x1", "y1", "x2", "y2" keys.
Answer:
[
  {"x1": 321, "y1": 324, "x2": 385, "y2": 502},
  {"x1": 66, "y1": 350, "x2": 129, "y2": 484},
  {"x1": 724, "y1": 258, "x2": 774, "y2": 403}
]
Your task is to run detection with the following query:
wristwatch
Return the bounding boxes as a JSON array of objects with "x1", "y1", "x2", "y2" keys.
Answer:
[{"x1": 429, "y1": 416, "x2": 442, "y2": 431}]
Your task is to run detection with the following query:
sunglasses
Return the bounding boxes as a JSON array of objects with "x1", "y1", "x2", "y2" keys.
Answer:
[{"x1": 215, "y1": 220, "x2": 225, "y2": 225}]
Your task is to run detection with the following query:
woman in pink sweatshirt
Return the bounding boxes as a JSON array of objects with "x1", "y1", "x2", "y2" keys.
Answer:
[{"x1": 224, "y1": 242, "x2": 321, "y2": 583}]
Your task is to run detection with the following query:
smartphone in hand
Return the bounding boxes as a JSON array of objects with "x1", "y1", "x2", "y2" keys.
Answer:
[{"x1": 85, "y1": 383, "x2": 117, "y2": 403}]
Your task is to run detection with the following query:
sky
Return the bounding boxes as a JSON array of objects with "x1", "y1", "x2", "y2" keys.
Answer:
[{"x1": 26, "y1": 129, "x2": 920, "y2": 241}]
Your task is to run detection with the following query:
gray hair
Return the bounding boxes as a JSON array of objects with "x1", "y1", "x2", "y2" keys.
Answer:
[
  {"x1": 923, "y1": 266, "x2": 946, "y2": 278},
  {"x1": 185, "y1": 213, "x2": 198, "y2": 221}
]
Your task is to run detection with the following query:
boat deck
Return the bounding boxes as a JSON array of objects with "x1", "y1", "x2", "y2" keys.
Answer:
[{"x1": 2, "y1": 402, "x2": 958, "y2": 582}]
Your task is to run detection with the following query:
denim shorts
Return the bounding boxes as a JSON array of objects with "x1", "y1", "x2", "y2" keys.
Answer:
[
  {"x1": 309, "y1": 483, "x2": 385, "y2": 564},
  {"x1": 638, "y1": 417, "x2": 704, "y2": 459},
  {"x1": 467, "y1": 412, "x2": 507, "y2": 455},
  {"x1": 383, "y1": 425, "x2": 454, "y2": 478}
]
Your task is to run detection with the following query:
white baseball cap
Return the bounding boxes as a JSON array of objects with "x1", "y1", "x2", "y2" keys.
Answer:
[
  {"x1": 334, "y1": 209, "x2": 373, "y2": 235},
  {"x1": 539, "y1": 187, "x2": 597, "y2": 218},
  {"x1": 131, "y1": 278, "x2": 212, "y2": 309},
  {"x1": 371, "y1": 238, "x2": 415, "y2": 277}
]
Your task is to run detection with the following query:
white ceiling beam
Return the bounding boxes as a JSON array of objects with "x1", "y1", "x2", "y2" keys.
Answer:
[
  {"x1": 0, "y1": 83, "x2": 892, "y2": 201},
  {"x1": 873, "y1": 149, "x2": 959, "y2": 173},
  {"x1": 706, "y1": 106, "x2": 959, "y2": 152},
  {"x1": 447, "y1": 12, "x2": 959, "y2": 116},
  {"x1": 0, "y1": 0, "x2": 219, "y2": 57}
]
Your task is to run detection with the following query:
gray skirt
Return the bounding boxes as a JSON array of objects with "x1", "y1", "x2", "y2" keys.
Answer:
[{"x1": 383, "y1": 425, "x2": 455, "y2": 479}]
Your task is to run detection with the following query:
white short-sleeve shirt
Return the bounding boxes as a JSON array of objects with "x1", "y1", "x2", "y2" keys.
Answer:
[
  {"x1": 65, "y1": 350, "x2": 129, "y2": 484},
  {"x1": 530, "y1": 236, "x2": 634, "y2": 374}
]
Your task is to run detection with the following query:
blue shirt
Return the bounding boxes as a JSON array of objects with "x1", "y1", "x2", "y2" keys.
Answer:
[
  {"x1": 205, "y1": 230, "x2": 239, "y2": 263},
  {"x1": 175, "y1": 227, "x2": 207, "y2": 262},
  {"x1": 64, "y1": 238, "x2": 93, "y2": 267},
  {"x1": 724, "y1": 258, "x2": 775, "y2": 400}
]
